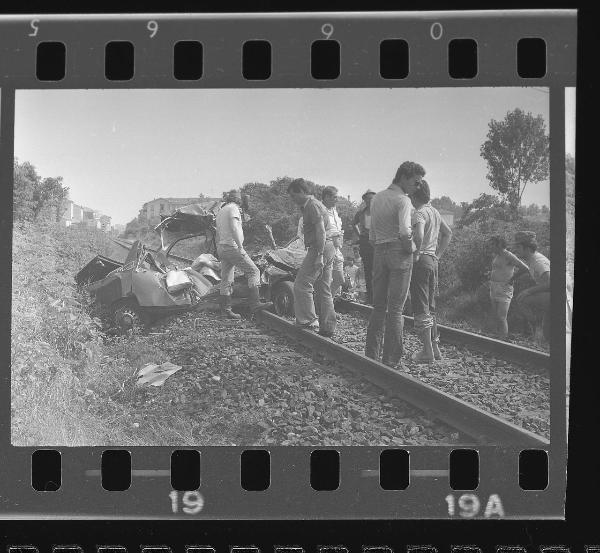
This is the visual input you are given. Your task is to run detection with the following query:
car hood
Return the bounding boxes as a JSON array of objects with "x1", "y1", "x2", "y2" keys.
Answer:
[{"x1": 154, "y1": 202, "x2": 218, "y2": 253}]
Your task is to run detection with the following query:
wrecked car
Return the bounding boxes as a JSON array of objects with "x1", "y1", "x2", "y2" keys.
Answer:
[
  {"x1": 76, "y1": 204, "x2": 223, "y2": 332},
  {"x1": 76, "y1": 202, "x2": 311, "y2": 332}
]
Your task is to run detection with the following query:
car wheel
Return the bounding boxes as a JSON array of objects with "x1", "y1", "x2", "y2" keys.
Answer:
[
  {"x1": 112, "y1": 298, "x2": 144, "y2": 334},
  {"x1": 272, "y1": 280, "x2": 295, "y2": 317}
]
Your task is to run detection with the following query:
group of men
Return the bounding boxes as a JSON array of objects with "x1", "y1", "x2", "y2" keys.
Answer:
[
  {"x1": 214, "y1": 160, "x2": 557, "y2": 368},
  {"x1": 287, "y1": 161, "x2": 453, "y2": 366}
]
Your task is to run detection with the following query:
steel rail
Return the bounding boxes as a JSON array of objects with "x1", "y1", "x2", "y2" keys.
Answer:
[
  {"x1": 254, "y1": 310, "x2": 549, "y2": 447},
  {"x1": 335, "y1": 299, "x2": 549, "y2": 371}
]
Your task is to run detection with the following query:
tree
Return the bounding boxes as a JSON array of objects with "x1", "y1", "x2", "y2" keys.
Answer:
[
  {"x1": 431, "y1": 195, "x2": 463, "y2": 218},
  {"x1": 13, "y1": 159, "x2": 39, "y2": 221},
  {"x1": 13, "y1": 160, "x2": 70, "y2": 222},
  {"x1": 480, "y1": 108, "x2": 549, "y2": 213},
  {"x1": 456, "y1": 193, "x2": 513, "y2": 228}
]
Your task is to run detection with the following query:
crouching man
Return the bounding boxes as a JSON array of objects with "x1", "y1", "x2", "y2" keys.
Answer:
[
  {"x1": 215, "y1": 189, "x2": 271, "y2": 319},
  {"x1": 287, "y1": 178, "x2": 337, "y2": 337},
  {"x1": 510, "y1": 230, "x2": 550, "y2": 341}
]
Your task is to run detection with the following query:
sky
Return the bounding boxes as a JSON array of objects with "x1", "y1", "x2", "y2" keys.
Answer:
[{"x1": 14, "y1": 87, "x2": 551, "y2": 225}]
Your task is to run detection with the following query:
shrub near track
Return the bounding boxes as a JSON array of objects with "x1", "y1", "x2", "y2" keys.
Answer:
[{"x1": 10, "y1": 222, "x2": 177, "y2": 446}]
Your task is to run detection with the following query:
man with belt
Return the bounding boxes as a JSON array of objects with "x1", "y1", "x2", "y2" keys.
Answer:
[
  {"x1": 215, "y1": 189, "x2": 271, "y2": 319},
  {"x1": 287, "y1": 178, "x2": 337, "y2": 337},
  {"x1": 353, "y1": 189, "x2": 376, "y2": 304},
  {"x1": 365, "y1": 161, "x2": 425, "y2": 367},
  {"x1": 321, "y1": 186, "x2": 345, "y2": 299}
]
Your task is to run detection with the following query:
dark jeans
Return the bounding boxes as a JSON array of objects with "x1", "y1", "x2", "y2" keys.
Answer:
[
  {"x1": 359, "y1": 235, "x2": 374, "y2": 304},
  {"x1": 365, "y1": 242, "x2": 413, "y2": 364},
  {"x1": 409, "y1": 254, "x2": 438, "y2": 334}
]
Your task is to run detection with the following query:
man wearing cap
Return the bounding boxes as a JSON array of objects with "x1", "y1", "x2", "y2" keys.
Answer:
[
  {"x1": 322, "y1": 186, "x2": 345, "y2": 299},
  {"x1": 510, "y1": 230, "x2": 551, "y2": 341},
  {"x1": 353, "y1": 189, "x2": 376, "y2": 304},
  {"x1": 365, "y1": 161, "x2": 425, "y2": 366},
  {"x1": 287, "y1": 178, "x2": 337, "y2": 337},
  {"x1": 215, "y1": 189, "x2": 271, "y2": 319}
]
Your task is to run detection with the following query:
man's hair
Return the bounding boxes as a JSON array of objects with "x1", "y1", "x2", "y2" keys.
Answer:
[
  {"x1": 393, "y1": 161, "x2": 426, "y2": 184},
  {"x1": 488, "y1": 235, "x2": 507, "y2": 249},
  {"x1": 287, "y1": 178, "x2": 313, "y2": 195},
  {"x1": 322, "y1": 185, "x2": 338, "y2": 199},
  {"x1": 411, "y1": 179, "x2": 431, "y2": 205},
  {"x1": 514, "y1": 230, "x2": 538, "y2": 251}
]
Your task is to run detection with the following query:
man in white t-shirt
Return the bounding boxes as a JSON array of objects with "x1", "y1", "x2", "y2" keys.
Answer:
[
  {"x1": 215, "y1": 190, "x2": 271, "y2": 318},
  {"x1": 511, "y1": 230, "x2": 551, "y2": 341},
  {"x1": 321, "y1": 186, "x2": 345, "y2": 299}
]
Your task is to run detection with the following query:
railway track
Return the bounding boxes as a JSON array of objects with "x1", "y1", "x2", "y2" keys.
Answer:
[
  {"x1": 335, "y1": 300, "x2": 549, "y2": 371},
  {"x1": 109, "y1": 237, "x2": 550, "y2": 446}
]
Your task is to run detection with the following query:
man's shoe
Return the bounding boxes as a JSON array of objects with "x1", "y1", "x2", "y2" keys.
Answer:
[
  {"x1": 247, "y1": 286, "x2": 273, "y2": 313},
  {"x1": 219, "y1": 295, "x2": 242, "y2": 320},
  {"x1": 318, "y1": 330, "x2": 334, "y2": 338},
  {"x1": 298, "y1": 321, "x2": 319, "y2": 331}
]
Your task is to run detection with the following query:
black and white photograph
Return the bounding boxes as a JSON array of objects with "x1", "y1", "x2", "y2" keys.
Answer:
[{"x1": 10, "y1": 86, "x2": 566, "y2": 448}]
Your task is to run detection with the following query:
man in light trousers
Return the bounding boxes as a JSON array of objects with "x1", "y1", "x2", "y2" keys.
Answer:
[
  {"x1": 288, "y1": 178, "x2": 337, "y2": 337},
  {"x1": 215, "y1": 189, "x2": 271, "y2": 319},
  {"x1": 365, "y1": 161, "x2": 425, "y2": 367},
  {"x1": 321, "y1": 186, "x2": 345, "y2": 299}
]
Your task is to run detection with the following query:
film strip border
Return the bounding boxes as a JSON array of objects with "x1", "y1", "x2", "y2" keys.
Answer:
[
  {"x1": 1, "y1": 446, "x2": 563, "y2": 519},
  {"x1": 0, "y1": 11, "x2": 573, "y2": 520},
  {"x1": 0, "y1": 12, "x2": 576, "y2": 87}
]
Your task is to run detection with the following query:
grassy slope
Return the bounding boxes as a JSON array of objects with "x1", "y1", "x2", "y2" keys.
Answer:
[{"x1": 11, "y1": 223, "x2": 183, "y2": 445}]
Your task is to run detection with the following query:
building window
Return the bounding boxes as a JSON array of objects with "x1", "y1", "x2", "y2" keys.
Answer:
[{"x1": 160, "y1": 203, "x2": 165, "y2": 212}]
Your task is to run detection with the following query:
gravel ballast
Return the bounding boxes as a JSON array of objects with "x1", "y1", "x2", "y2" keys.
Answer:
[
  {"x1": 128, "y1": 307, "x2": 465, "y2": 446},
  {"x1": 332, "y1": 311, "x2": 550, "y2": 439}
]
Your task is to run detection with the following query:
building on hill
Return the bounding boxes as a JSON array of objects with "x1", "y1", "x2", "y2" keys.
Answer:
[
  {"x1": 139, "y1": 197, "x2": 221, "y2": 221},
  {"x1": 61, "y1": 200, "x2": 111, "y2": 232},
  {"x1": 438, "y1": 208, "x2": 455, "y2": 227}
]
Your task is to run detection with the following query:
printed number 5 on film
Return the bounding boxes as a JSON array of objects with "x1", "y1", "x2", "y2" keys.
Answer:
[{"x1": 0, "y1": 10, "x2": 575, "y2": 520}]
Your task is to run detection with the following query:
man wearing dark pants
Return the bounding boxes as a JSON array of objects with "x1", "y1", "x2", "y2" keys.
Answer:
[
  {"x1": 353, "y1": 190, "x2": 376, "y2": 304},
  {"x1": 288, "y1": 178, "x2": 337, "y2": 337},
  {"x1": 364, "y1": 162, "x2": 425, "y2": 367}
]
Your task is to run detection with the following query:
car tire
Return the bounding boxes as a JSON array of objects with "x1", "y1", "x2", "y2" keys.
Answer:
[
  {"x1": 112, "y1": 298, "x2": 144, "y2": 334},
  {"x1": 272, "y1": 280, "x2": 295, "y2": 317}
]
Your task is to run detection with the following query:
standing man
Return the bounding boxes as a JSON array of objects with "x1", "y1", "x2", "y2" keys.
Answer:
[
  {"x1": 510, "y1": 231, "x2": 551, "y2": 341},
  {"x1": 215, "y1": 189, "x2": 271, "y2": 319},
  {"x1": 287, "y1": 178, "x2": 337, "y2": 337},
  {"x1": 409, "y1": 180, "x2": 453, "y2": 362},
  {"x1": 365, "y1": 162, "x2": 425, "y2": 366},
  {"x1": 353, "y1": 190, "x2": 376, "y2": 304},
  {"x1": 321, "y1": 186, "x2": 345, "y2": 299}
]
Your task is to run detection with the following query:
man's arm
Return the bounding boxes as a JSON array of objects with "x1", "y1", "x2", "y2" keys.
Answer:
[
  {"x1": 436, "y1": 219, "x2": 453, "y2": 259},
  {"x1": 397, "y1": 197, "x2": 413, "y2": 253},
  {"x1": 352, "y1": 211, "x2": 361, "y2": 239},
  {"x1": 230, "y1": 210, "x2": 244, "y2": 250},
  {"x1": 314, "y1": 218, "x2": 326, "y2": 253},
  {"x1": 504, "y1": 250, "x2": 529, "y2": 273},
  {"x1": 413, "y1": 221, "x2": 424, "y2": 253}
]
